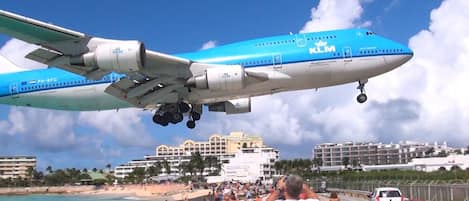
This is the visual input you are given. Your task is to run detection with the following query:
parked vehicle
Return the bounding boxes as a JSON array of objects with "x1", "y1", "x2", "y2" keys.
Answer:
[{"x1": 368, "y1": 187, "x2": 404, "y2": 201}]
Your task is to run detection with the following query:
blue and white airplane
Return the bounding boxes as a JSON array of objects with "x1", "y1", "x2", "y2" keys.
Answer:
[{"x1": 0, "y1": 10, "x2": 413, "y2": 129}]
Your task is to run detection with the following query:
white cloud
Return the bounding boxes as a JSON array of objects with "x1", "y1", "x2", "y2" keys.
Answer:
[
  {"x1": 200, "y1": 40, "x2": 217, "y2": 50},
  {"x1": 0, "y1": 38, "x2": 47, "y2": 71},
  {"x1": 301, "y1": 0, "x2": 370, "y2": 33},
  {"x1": 78, "y1": 109, "x2": 157, "y2": 148},
  {"x1": 0, "y1": 108, "x2": 79, "y2": 151},
  {"x1": 202, "y1": 0, "x2": 469, "y2": 151}
]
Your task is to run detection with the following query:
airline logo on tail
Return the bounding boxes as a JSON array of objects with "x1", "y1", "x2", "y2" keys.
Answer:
[{"x1": 309, "y1": 40, "x2": 336, "y2": 54}]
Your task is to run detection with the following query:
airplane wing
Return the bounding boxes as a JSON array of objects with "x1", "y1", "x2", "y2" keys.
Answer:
[{"x1": 0, "y1": 10, "x2": 194, "y2": 108}]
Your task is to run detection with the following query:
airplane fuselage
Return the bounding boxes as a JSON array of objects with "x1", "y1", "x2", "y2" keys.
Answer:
[{"x1": 0, "y1": 29, "x2": 413, "y2": 111}]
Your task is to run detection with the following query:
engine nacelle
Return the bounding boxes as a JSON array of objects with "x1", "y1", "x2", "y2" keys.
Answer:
[
  {"x1": 187, "y1": 65, "x2": 246, "y2": 91},
  {"x1": 72, "y1": 41, "x2": 145, "y2": 73},
  {"x1": 208, "y1": 98, "x2": 251, "y2": 114}
]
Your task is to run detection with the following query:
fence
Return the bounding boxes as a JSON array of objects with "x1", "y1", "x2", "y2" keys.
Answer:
[{"x1": 316, "y1": 181, "x2": 469, "y2": 201}]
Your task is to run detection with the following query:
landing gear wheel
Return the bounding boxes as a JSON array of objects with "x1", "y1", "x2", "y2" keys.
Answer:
[
  {"x1": 186, "y1": 120, "x2": 196, "y2": 129},
  {"x1": 357, "y1": 93, "x2": 367, "y2": 104},
  {"x1": 191, "y1": 112, "x2": 201, "y2": 121},
  {"x1": 170, "y1": 112, "x2": 184, "y2": 124}
]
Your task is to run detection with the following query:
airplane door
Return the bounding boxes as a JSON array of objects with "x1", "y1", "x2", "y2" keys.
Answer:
[
  {"x1": 342, "y1": 47, "x2": 353, "y2": 60},
  {"x1": 9, "y1": 83, "x2": 19, "y2": 97},
  {"x1": 273, "y1": 54, "x2": 282, "y2": 70},
  {"x1": 295, "y1": 34, "x2": 307, "y2": 47}
]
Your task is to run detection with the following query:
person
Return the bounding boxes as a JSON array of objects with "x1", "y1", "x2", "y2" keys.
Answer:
[
  {"x1": 329, "y1": 192, "x2": 340, "y2": 201},
  {"x1": 266, "y1": 175, "x2": 319, "y2": 201}
]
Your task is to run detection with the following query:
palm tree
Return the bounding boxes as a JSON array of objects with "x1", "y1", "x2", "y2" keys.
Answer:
[
  {"x1": 342, "y1": 157, "x2": 350, "y2": 169},
  {"x1": 205, "y1": 156, "x2": 218, "y2": 175},
  {"x1": 312, "y1": 158, "x2": 323, "y2": 173},
  {"x1": 274, "y1": 161, "x2": 283, "y2": 175},
  {"x1": 105, "y1": 164, "x2": 112, "y2": 172},
  {"x1": 46, "y1": 166, "x2": 53, "y2": 174},
  {"x1": 191, "y1": 152, "x2": 205, "y2": 178},
  {"x1": 163, "y1": 160, "x2": 171, "y2": 175}
]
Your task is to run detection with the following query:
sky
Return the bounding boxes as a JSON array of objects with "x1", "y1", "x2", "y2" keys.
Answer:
[{"x1": 2, "y1": 0, "x2": 468, "y2": 170}]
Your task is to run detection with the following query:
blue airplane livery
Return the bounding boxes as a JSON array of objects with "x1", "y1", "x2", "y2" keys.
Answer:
[{"x1": 0, "y1": 10, "x2": 413, "y2": 129}]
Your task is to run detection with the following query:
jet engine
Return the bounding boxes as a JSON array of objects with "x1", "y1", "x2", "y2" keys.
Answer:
[
  {"x1": 187, "y1": 65, "x2": 246, "y2": 91},
  {"x1": 71, "y1": 41, "x2": 145, "y2": 73},
  {"x1": 208, "y1": 98, "x2": 251, "y2": 114}
]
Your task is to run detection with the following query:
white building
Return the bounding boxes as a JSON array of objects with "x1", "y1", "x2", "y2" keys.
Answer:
[
  {"x1": 206, "y1": 147, "x2": 279, "y2": 183},
  {"x1": 410, "y1": 154, "x2": 469, "y2": 172},
  {"x1": 115, "y1": 132, "x2": 277, "y2": 179},
  {"x1": 0, "y1": 156, "x2": 36, "y2": 179}
]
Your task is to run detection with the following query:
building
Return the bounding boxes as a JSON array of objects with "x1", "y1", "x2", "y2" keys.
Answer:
[
  {"x1": 0, "y1": 156, "x2": 36, "y2": 179},
  {"x1": 312, "y1": 141, "x2": 433, "y2": 167},
  {"x1": 206, "y1": 147, "x2": 279, "y2": 183},
  {"x1": 115, "y1": 132, "x2": 276, "y2": 179}
]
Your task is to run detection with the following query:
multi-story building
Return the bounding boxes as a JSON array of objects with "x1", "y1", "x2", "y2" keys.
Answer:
[
  {"x1": 115, "y1": 132, "x2": 276, "y2": 179},
  {"x1": 0, "y1": 156, "x2": 36, "y2": 179},
  {"x1": 312, "y1": 141, "x2": 433, "y2": 167}
]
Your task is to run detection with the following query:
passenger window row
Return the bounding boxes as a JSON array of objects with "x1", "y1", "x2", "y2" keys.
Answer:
[
  {"x1": 19, "y1": 78, "x2": 110, "y2": 92},
  {"x1": 255, "y1": 35, "x2": 337, "y2": 47}
]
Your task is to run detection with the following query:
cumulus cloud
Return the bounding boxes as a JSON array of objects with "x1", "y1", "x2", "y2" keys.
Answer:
[
  {"x1": 78, "y1": 109, "x2": 157, "y2": 148},
  {"x1": 0, "y1": 38, "x2": 47, "y2": 70},
  {"x1": 200, "y1": 0, "x2": 469, "y2": 156},
  {"x1": 301, "y1": 0, "x2": 371, "y2": 33},
  {"x1": 0, "y1": 108, "x2": 79, "y2": 151},
  {"x1": 200, "y1": 40, "x2": 217, "y2": 50}
]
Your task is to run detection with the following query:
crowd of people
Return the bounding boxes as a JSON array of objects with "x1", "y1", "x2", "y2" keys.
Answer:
[{"x1": 201, "y1": 175, "x2": 335, "y2": 201}]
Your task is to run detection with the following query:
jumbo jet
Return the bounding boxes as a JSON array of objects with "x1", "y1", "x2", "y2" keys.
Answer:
[{"x1": 0, "y1": 10, "x2": 413, "y2": 129}]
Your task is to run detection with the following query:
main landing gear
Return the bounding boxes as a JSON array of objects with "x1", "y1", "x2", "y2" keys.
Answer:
[
  {"x1": 152, "y1": 103, "x2": 202, "y2": 129},
  {"x1": 356, "y1": 80, "x2": 368, "y2": 104}
]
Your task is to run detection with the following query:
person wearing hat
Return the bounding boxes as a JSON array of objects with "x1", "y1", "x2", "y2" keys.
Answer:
[{"x1": 266, "y1": 175, "x2": 319, "y2": 201}]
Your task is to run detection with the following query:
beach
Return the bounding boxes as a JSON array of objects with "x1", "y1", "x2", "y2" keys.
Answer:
[{"x1": 0, "y1": 184, "x2": 210, "y2": 201}]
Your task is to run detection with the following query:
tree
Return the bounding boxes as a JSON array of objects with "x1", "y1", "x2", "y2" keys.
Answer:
[
  {"x1": 205, "y1": 156, "x2": 218, "y2": 175},
  {"x1": 438, "y1": 166, "x2": 447, "y2": 171},
  {"x1": 105, "y1": 164, "x2": 112, "y2": 172},
  {"x1": 274, "y1": 161, "x2": 283, "y2": 175},
  {"x1": 465, "y1": 146, "x2": 469, "y2": 155},
  {"x1": 26, "y1": 167, "x2": 34, "y2": 179},
  {"x1": 191, "y1": 152, "x2": 205, "y2": 179},
  {"x1": 312, "y1": 158, "x2": 323, "y2": 173},
  {"x1": 92, "y1": 168, "x2": 98, "y2": 172},
  {"x1": 352, "y1": 159, "x2": 359, "y2": 168},
  {"x1": 342, "y1": 157, "x2": 350, "y2": 168},
  {"x1": 82, "y1": 168, "x2": 88, "y2": 173},
  {"x1": 46, "y1": 166, "x2": 53, "y2": 174},
  {"x1": 163, "y1": 160, "x2": 171, "y2": 175},
  {"x1": 425, "y1": 147, "x2": 435, "y2": 156},
  {"x1": 127, "y1": 167, "x2": 146, "y2": 184}
]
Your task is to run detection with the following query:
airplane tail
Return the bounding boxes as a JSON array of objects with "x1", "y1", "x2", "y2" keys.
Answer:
[{"x1": 0, "y1": 54, "x2": 23, "y2": 74}]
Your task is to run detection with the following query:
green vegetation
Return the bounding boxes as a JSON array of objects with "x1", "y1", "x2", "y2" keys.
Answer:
[
  {"x1": 274, "y1": 159, "x2": 469, "y2": 184},
  {"x1": 0, "y1": 166, "x2": 116, "y2": 187},
  {"x1": 122, "y1": 151, "x2": 222, "y2": 184}
]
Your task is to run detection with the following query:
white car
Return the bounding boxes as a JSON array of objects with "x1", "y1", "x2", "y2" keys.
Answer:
[{"x1": 368, "y1": 187, "x2": 404, "y2": 201}]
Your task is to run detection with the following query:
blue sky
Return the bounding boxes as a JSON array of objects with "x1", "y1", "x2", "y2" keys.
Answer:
[{"x1": 3, "y1": 0, "x2": 467, "y2": 171}]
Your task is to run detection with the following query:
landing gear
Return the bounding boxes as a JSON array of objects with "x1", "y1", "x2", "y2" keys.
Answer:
[
  {"x1": 152, "y1": 103, "x2": 202, "y2": 129},
  {"x1": 356, "y1": 80, "x2": 368, "y2": 104},
  {"x1": 186, "y1": 120, "x2": 196, "y2": 129}
]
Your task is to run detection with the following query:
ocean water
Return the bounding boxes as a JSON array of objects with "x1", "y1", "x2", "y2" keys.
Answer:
[{"x1": 0, "y1": 195, "x2": 152, "y2": 201}]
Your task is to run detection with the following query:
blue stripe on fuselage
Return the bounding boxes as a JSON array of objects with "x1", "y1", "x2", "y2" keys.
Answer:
[{"x1": 0, "y1": 28, "x2": 412, "y2": 98}]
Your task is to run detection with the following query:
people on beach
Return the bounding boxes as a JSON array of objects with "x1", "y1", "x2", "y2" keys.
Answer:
[{"x1": 266, "y1": 175, "x2": 320, "y2": 201}]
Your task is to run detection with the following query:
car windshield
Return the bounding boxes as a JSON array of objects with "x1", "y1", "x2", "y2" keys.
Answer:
[{"x1": 379, "y1": 190, "x2": 401, "y2": 197}]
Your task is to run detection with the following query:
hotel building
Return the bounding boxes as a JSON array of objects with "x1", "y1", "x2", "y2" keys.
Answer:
[
  {"x1": 312, "y1": 141, "x2": 433, "y2": 167},
  {"x1": 0, "y1": 156, "x2": 36, "y2": 179},
  {"x1": 115, "y1": 132, "x2": 278, "y2": 179}
]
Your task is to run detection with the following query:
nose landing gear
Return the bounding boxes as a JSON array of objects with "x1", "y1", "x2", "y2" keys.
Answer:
[{"x1": 356, "y1": 80, "x2": 368, "y2": 104}]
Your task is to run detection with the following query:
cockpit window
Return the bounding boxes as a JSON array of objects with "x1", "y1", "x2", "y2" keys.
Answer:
[{"x1": 366, "y1": 31, "x2": 375, "y2": 35}]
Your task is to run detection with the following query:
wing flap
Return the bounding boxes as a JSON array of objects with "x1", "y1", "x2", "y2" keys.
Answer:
[{"x1": 25, "y1": 48, "x2": 62, "y2": 64}]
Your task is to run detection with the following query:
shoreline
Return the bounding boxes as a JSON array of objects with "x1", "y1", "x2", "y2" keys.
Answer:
[{"x1": 0, "y1": 184, "x2": 210, "y2": 201}]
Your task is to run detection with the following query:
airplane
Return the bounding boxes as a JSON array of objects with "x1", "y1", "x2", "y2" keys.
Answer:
[{"x1": 0, "y1": 10, "x2": 413, "y2": 129}]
